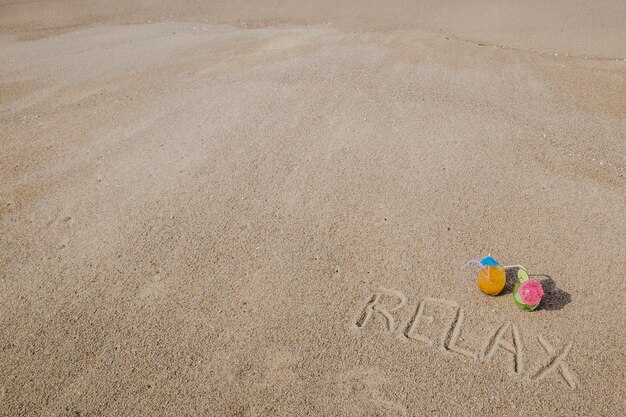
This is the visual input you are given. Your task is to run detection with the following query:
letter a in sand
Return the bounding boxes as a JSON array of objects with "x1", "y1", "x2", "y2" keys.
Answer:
[{"x1": 483, "y1": 322, "x2": 523, "y2": 374}]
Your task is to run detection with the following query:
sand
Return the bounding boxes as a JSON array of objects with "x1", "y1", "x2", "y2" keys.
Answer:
[{"x1": 1, "y1": 1, "x2": 625, "y2": 415}]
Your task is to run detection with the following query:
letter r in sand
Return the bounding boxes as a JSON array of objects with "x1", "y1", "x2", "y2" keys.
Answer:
[{"x1": 356, "y1": 287, "x2": 407, "y2": 331}]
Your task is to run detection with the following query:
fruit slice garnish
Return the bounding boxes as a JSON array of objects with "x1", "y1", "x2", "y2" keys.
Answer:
[{"x1": 517, "y1": 268, "x2": 530, "y2": 283}]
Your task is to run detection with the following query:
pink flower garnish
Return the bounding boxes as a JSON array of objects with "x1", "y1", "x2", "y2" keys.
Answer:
[{"x1": 518, "y1": 280, "x2": 544, "y2": 306}]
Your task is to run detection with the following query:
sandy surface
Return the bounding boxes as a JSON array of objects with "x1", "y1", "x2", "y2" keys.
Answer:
[{"x1": 1, "y1": 1, "x2": 625, "y2": 415}]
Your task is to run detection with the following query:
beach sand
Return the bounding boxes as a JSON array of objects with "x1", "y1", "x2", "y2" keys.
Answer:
[{"x1": 1, "y1": 1, "x2": 625, "y2": 415}]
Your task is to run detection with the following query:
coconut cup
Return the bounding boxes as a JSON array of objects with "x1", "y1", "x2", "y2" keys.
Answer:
[{"x1": 513, "y1": 269, "x2": 544, "y2": 311}]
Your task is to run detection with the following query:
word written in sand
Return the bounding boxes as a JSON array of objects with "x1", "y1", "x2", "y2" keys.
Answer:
[{"x1": 354, "y1": 287, "x2": 578, "y2": 389}]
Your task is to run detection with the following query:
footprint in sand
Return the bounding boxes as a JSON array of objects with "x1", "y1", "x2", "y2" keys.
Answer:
[
  {"x1": 262, "y1": 349, "x2": 299, "y2": 386},
  {"x1": 138, "y1": 273, "x2": 166, "y2": 300},
  {"x1": 336, "y1": 366, "x2": 408, "y2": 416}
]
